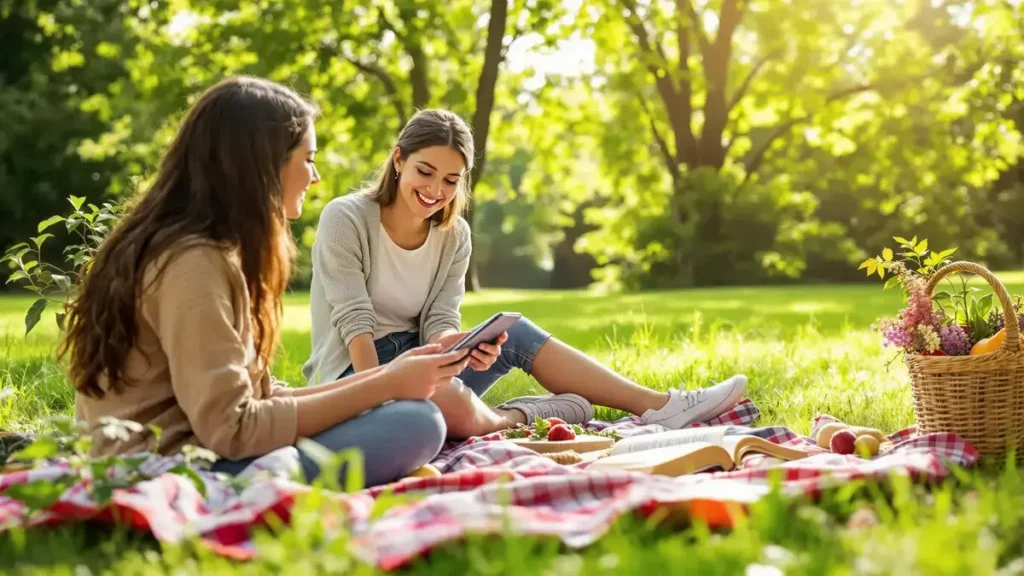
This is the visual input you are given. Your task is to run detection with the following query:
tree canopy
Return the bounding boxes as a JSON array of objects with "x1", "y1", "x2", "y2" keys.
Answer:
[{"x1": 2, "y1": 0, "x2": 1022, "y2": 291}]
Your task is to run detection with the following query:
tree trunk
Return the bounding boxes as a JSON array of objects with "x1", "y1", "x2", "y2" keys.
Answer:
[{"x1": 464, "y1": 0, "x2": 508, "y2": 292}]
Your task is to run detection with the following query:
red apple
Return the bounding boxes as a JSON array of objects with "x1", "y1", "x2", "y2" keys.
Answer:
[{"x1": 829, "y1": 430, "x2": 857, "y2": 455}]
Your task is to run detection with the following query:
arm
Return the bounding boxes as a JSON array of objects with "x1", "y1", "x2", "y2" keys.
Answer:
[
  {"x1": 423, "y1": 220, "x2": 472, "y2": 342},
  {"x1": 271, "y1": 365, "x2": 386, "y2": 398},
  {"x1": 293, "y1": 373, "x2": 395, "y2": 438},
  {"x1": 348, "y1": 333, "x2": 380, "y2": 372},
  {"x1": 314, "y1": 200, "x2": 377, "y2": 354}
]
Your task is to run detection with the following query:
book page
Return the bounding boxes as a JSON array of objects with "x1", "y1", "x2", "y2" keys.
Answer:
[
  {"x1": 588, "y1": 442, "x2": 720, "y2": 474},
  {"x1": 720, "y1": 434, "x2": 810, "y2": 464},
  {"x1": 609, "y1": 426, "x2": 736, "y2": 456}
]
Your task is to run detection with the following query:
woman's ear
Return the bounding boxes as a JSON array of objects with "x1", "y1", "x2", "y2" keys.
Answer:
[{"x1": 393, "y1": 147, "x2": 403, "y2": 173}]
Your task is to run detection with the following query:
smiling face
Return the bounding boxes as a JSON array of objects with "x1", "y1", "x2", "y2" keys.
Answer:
[
  {"x1": 394, "y1": 145, "x2": 466, "y2": 222},
  {"x1": 280, "y1": 124, "x2": 320, "y2": 219}
]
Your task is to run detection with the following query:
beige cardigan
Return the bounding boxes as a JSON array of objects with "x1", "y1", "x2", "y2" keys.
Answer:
[{"x1": 74, "y1": 243, "x2": 298, "y2": 460}]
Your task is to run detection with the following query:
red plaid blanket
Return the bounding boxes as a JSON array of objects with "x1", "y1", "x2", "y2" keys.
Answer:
[{"x1": 0, "y1": 400, "x2": 978, "y2": 570}]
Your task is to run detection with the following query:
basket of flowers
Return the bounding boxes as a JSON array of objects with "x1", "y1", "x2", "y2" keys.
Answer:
[{"x1": 861, "y1": 236, "x2": 1024, "y2": 459}]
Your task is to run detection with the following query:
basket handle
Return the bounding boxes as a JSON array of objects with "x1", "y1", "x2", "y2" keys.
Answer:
[{"x1": 925, "y1": 261, "x2": 1020, "y2": 354}]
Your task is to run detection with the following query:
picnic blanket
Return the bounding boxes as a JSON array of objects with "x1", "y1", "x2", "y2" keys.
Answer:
[{"x1": 0, "y1": 400, "x2": 979, "y2": 570}]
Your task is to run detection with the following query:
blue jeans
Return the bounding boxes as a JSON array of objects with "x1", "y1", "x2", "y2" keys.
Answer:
[{"x1": 211, "y1": 316, "x2": 551, "y2": 488}]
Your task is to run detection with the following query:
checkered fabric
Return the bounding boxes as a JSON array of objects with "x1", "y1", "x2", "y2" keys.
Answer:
[{"x1": 0, "y1": 399, "x2": 978, "y2": 570}]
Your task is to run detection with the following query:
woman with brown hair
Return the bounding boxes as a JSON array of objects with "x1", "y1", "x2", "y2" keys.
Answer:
[
  {"x1": 65, "y1": 77, "x2": 470, "y2": 487},
  {"x1": 304, "y1": 109, "x2": 748, "y2": 441}
]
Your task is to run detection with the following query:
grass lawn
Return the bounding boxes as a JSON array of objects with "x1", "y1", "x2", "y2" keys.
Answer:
[{"x1": 2, "y1": 272, "x2": 1024, "y2": 574}]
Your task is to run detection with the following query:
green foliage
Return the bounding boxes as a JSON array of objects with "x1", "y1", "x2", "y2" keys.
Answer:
[
  {"x1": 2, "y1": 195, "x2": 125, "y2": 335},
  {"x1": 4, "y1": 0, "x2": 1024, "y2": 296}
]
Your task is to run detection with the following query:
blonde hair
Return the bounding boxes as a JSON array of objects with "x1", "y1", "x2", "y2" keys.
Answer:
[{"x1": 367, "y1": 109, "x2": 474, "y2": 228}]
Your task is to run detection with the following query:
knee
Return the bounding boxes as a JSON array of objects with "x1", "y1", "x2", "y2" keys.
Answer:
[
  {"x1": 502, "y1": 316, "x2": 551, "y2": 368},
  {"x1": 373, "y1": 400, "x2": 447, "y2": 476},
  {"x1": 430, "y1": 378, "x2": 477, "y2": 438}
]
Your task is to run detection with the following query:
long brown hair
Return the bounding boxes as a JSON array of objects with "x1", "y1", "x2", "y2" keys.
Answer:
[
  {"x1": 367, "y1": 109, "x2": 474, "y2": 228},
  {"x1": 61, "y1": 76, "x2": 319, "y2": 399}
]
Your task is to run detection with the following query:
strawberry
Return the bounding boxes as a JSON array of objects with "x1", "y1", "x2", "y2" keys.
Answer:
[
  {"x1": 545, "y1": 417, "x2": 567, "y2": 427},
  {"x1": 547, "y1": 424, "x2": 575, "y2": 441}
]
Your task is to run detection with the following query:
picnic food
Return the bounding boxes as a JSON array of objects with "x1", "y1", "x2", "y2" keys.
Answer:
[
  {"x1": 850, "y1": 426, "x2": 885, "y2": 442},
  {"x1": 547, "y1": 424, "x2": 576, "y2": 441},
  {"x1": 406, "y1": 464, "x2": 441, "y2": 478},
  {"x1": 815, "y1": 423, "x2": 848, "y2": 448},
  {"x1": 854, "y1": 435, "x2": 880, "y2": 457},
  {"x1": 503, "y1": 416, "x2": 620, "y2": 454},
  {"x1": 969, "y1": 327, "x2": 1006, "y2": 356},
  {"x1": 829, "y1": 430, "x2": 857, "y2": 455}
]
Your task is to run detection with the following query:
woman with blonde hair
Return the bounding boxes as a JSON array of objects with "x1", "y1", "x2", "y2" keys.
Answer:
[{"x1": 304, "y1": 109, "x2": 748, "y2": 441}]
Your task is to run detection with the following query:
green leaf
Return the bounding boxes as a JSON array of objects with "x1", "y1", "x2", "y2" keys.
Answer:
[
  {"x1": 25, "y1": 298, "x2": 49, "y2": 335},
  {"x1": 168, "y1": 466, "x2": 207, "y2": 498},
  {"x1": 893, "y1": 236, "x2": 910, "y2": 245},
  {"x1": 882, "y1": 248, "x2": 893, "y2": 262},
  {"x1": 37, "y1": 216, "x2": 65, "y2": 233},
  {"x1": 877, "y1": 264, "x2": 885, "y2": 279},
  {"x1": 857, "y1": 259, "x2": 874, "y2": 271},
  {"x1": 5, "y1": 479, "x2": 73, "y2": 511},
  {"x1": 6, "y1": 270, "x2": 29, "y2": 284},
  {"x1": 937, "y1": 248, "x2": 958, "y2": 260},
  {"x1": 55, "y1": 312, "x2": 66, "y2": 330},
  {"x1": 933, "y1": 290, "x2": 953, "y2": 302},
  {"x1": 23, "y1": 260, "x2": 37, "y2": 272},
  {"x1": 69, "y1": 196, "x2": 86, "y2": 210},
  {"x1": 914, "y1": 239, "x2": 928, "y2": 255},
  {"x1": 11, "y1": 436, "x2": 60, "y2": 461},
  {"x1": 32, "y1": 234, "x2": 53, "y2": 250},
  {"x1": 884, "y1": 276, "x2": 902, "y2": 291},
  {"x1": 978, "y1": 293, "x2": 994, "y2": 319},
  {"x1": 52, "y1": 274, "x2": 71, "y2": 293}
]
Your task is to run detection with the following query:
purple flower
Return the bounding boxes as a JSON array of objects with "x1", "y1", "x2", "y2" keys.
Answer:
[
  {"x1": 880, "y1": 318, "x2": 913, "y2": 349},
  {"x1": 939, "y1": 324, "x2": 971, "y2": 356}
]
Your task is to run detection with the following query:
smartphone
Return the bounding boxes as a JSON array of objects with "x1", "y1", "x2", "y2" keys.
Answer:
[{"x1": 443, "y1": 312, "x2": 522, "y2": 354}]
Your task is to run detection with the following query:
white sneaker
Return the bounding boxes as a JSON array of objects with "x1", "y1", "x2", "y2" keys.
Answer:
[
  {"x1": 497, "y1": 393, "x2": 594, "y2": 425},
  {"x1": 640, "y1": 374, "x2": 748, "y2": 429}
]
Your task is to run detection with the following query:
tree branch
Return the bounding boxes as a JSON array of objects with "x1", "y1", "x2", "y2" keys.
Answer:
[
  {"x1": 726, "y1": 50, "x2": 777, "y2": 115},
  {"x1": 377, "y1": 6, "x2": 404, "y2": 41},
  {"x1": 673, "y1": 0, "x2": 696, "y2": 162},
  {"x1": 618, "y1": 0, "x2": 697, "y2": 165},
  {"x1": 619, "y1": 0, "x2": 674, "y2": 74},
  {"x1": 342, "y1": 56, "x2": 408, "y2": 126},
  {"x1": 740, "y1": 83, "x2": 877, "y2": 186},
  {"x1": 681, "y1": 0, "x2": 710, "y2": 61},
  {"x1": 699, "y1": 0, "x2": 746, "y2": 168},
  {"x1": 389, "y1": 5, "x2": 431, "y2": 109},
  {"x1": 637, "y1": 94, "x2": 681, "y2": 183}
]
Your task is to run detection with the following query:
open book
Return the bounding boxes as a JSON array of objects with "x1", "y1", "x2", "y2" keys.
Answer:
[{"x1": 586, "y1": 426, "x2": 810, "y2": 476}]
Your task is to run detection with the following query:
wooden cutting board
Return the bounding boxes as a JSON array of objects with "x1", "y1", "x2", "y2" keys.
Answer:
[{"x1": 506, "y1": 435, "x2": 615, "y2": 454}]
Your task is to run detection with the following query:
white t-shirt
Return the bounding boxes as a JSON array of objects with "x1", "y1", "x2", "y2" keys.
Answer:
[{"x1": 370, "y1": 223, "x2": 444, "y2": 339}]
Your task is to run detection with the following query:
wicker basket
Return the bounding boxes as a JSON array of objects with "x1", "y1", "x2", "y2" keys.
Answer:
[{"x1": 903, "y1": 262, "x2": 1024, "y2": 460}]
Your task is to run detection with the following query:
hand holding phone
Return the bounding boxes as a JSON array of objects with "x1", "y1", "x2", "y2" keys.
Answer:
[{"x1": 442, "y1": 312, "x2": 522, "y2": 354}]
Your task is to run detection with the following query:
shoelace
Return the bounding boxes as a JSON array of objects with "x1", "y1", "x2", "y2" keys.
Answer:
[{"x1": 678, "y1": 388, "x2": 707, "y2": 410}]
